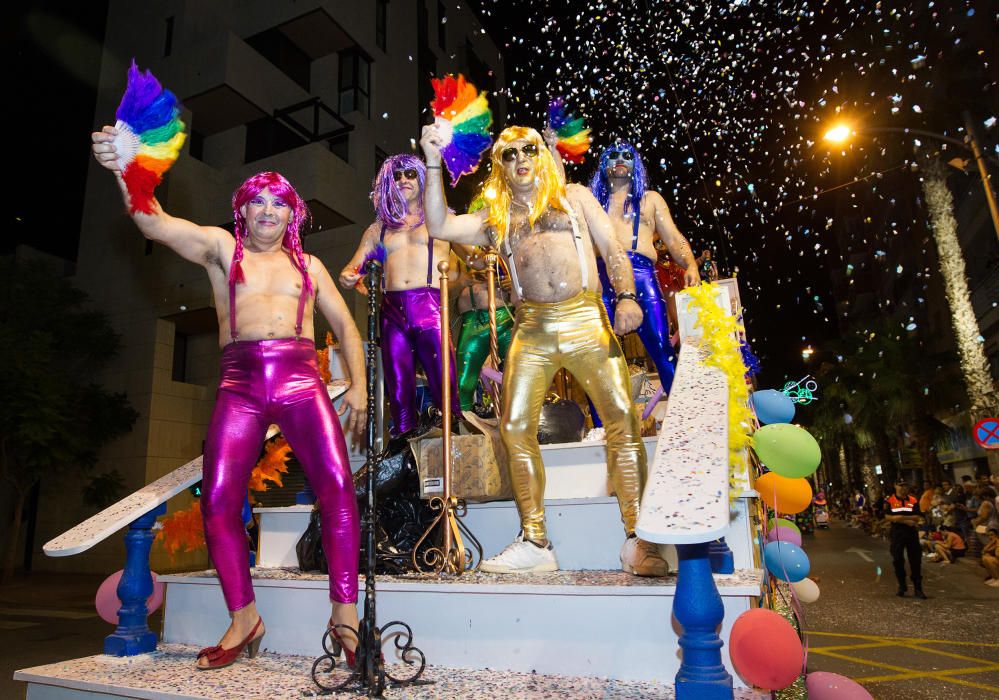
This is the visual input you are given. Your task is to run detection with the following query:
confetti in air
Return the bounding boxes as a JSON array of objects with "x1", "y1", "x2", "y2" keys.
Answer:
[{"x1": 469, "y1": 0, "x2": 995, "y2": 379}]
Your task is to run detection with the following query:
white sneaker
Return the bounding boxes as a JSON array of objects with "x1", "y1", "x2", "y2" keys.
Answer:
[
  {"x1": 480, "y1": 537, "x2": 558, "y2": 574},
  {"x1": 621, "y1": 536, "x2": 670, "y2": 577},
  {"x1": 987, "y1": 579, "x2": 999, "y2": 588}
]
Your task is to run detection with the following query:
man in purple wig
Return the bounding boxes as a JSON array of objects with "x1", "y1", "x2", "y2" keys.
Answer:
[
  {"x1": 92, "y1": 127, "x2": 365, "y2": 669},
  {"x1": 341, "y1": 154, "x2": 461, "y2": 437},
  {"x1": 589, "y1": 141, "x2": 699, "y2": 404}
]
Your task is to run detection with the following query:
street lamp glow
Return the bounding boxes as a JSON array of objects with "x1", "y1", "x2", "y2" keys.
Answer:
[
  {"x1": 801, "y1": 346, "x2": 815, "y2": 360},
  {"x1": 823, "y1": 124, "x2": 852, "y2": 143}
]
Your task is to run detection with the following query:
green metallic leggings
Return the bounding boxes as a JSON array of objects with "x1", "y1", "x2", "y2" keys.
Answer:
[{"x1": 455, "y1": 307, "x2": 514, "y2": 410}]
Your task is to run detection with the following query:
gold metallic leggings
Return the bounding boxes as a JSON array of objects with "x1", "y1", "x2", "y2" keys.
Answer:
[{"x1": 500, "y1": 290, "x2": 646, "y2": 542}]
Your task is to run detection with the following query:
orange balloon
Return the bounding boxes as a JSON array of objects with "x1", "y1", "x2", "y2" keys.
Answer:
[{"x1": 756, "y1": 472, "x2": 813, "y2": 514}]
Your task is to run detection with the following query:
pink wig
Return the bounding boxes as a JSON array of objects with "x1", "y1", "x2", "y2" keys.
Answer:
[{"x1": 230, "y1": 172, "x2": 313, "y2": 294}]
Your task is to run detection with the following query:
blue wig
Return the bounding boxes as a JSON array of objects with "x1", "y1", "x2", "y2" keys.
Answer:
[{"x1": 588, "y1": 141, "x2": 648, "y2": 218}]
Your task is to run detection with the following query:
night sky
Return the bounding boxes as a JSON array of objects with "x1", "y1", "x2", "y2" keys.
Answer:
[{"x1": 11, "y1": 1, "x2": 998, "y2": 391}]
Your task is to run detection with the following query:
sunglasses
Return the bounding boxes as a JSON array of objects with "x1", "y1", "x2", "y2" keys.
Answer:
[
  {"x1": 500, "y1": 143, "x2": 540, "y2": 162},
  {"x1": 606, "y1": 150, "x2": 634, "y2": 161},
  {"x1": 393, "y1": 168, "x2": 419, "y2": 182}
]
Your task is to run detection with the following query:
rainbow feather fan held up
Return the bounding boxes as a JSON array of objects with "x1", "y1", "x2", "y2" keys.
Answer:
[
  {"x1": 431, "y1": 74, "x2": 492, "y2": 186},
  {"x1": 548, "y1": 97, "x2": 591, "y2": 164},
  {"x1": 111, "y1": 60, "x2": 187, "y2": 214}
]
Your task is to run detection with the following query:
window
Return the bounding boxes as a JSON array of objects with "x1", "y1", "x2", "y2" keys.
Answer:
[
  {"x1": 330, "y1": 133, "x2": 350, "y2": 163},
  {"x1": 376, "y1": 0, "x2": 388, "y2": 51},
  {"x1": 164, "y1": 17, "x2": 174, "y2": 57},
  {"x1": 188, "y1": 129, "x2": 204, "y2": 162},
  {"x1": 245, "y1": 117, "x2": 308, "y2": 163},
  {"x1": 375, "y1": 147, "x2": 389, "y2": 171},
  {"x1": 339, "y1": 49, "x2": 371, "y2": 117},
  {"x1": 437, "y1": 1, "x2": 446, "y2": 51}
]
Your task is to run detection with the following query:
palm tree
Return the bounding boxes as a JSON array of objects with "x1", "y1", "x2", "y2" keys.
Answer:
[{"x1": 921, "y1": 159, "x2": 999, "y2": 474}]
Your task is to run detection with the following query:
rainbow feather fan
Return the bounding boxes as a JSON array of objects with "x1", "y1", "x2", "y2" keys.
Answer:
[
  {"x1": 112, "y1": 60, "x2": 187, "y2": 214},
  {"x1": 431, "y1": 74, "x2": 492, "y2": 186},
  {"x1": 548, "y1": 97, "x2": 591, "y2": 164}
]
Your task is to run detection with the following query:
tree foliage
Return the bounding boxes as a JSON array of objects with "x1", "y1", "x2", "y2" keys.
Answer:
[{"x1": 0, "y1": 256, "x2": 137, "y2": 581}]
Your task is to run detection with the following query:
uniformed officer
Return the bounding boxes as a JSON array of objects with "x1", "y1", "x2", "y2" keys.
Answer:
[{"x1": 884, "y1": 479, "x2": 926, "y2": 598}]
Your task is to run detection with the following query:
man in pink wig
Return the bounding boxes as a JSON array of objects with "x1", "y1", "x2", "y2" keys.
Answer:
[
  {"x1": 92, "y1": 126, "x2": 365, "y2": 669},
  {"x1": 341, "y1": 154, "x2": 461, "y2": 437}
]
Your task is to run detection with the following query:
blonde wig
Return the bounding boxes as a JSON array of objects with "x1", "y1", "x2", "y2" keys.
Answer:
[{"x1": 480, "y1": 126, "x2": 568, "y2": 247}]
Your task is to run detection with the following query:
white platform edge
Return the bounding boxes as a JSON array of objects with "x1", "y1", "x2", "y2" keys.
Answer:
[
  {"x1": 637, "y1": 342, "x2": 730, "y2": 545},
  {"x1": 157, "y1": 569, "x2": 765, "y2": 597},
  {"x1": 43, "y1": 383, "x2": 351, "y2": 558}
]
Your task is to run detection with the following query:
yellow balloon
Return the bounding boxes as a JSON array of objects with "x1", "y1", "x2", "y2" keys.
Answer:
[{"x1": 757, "y1": 472, "x2": 813, "y2": 514}]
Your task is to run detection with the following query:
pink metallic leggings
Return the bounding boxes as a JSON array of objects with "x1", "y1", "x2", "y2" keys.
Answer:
[{"x1": 202, "y1": 338, "x2": 359, "y2": 610}]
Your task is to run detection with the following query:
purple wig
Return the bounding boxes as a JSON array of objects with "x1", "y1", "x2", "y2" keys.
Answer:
[
  {"x1": 588, "y1": 141, "x2": 648, "y2": 219},
  {"x1": 371, "y1": 154, "x2": 426, "y2": 228},
  {"x1": 231, "y1": 171, "x2": 313, "y2": 294}
]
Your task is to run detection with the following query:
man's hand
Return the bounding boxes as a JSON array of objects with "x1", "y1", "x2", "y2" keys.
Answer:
[
  {"x1": 683, "y1": 265, "x2": 701, "y2": 288},
  {"x1": 542, "y1": 126, "x2": 558, "y2": 149},
  {"x1": 420, "y1": 124, "x2": 445, "y2": 165},
  {"x1": 91, "y1": 125, "x2": 123, "y2": 174},
  {"x1": 337, "y1": 384, "x2": 368, "y2": 448},
  {"x1": 614, "y1": 298, "x2": 643, "y2": 335},
  {"x1": 339, "y1": 265, "x2": 362, "y2": 290}
]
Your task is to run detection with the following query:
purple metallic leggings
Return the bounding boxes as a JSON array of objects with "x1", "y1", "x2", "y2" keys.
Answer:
[
  {"x1": 590, "y1": 252, "x2": 677, "y2": 428},
  {"x1": 381, "y1": 288, "x2": 461, "y2": 435},
  {"x1": 202, "y1": 338, "x2": 359, "y2": 611}
]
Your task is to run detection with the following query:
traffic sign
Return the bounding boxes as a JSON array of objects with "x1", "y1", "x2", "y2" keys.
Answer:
[{"x1": 973, "y1": 418, "x2": 999, "y2": 450}]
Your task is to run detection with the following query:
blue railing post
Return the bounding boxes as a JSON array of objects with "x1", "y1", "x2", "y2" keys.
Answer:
[
  {"x1": 673, "y1": 542, "x2": 734, "y2": 700},
  {"x1": 296, "y1": 476, "x2": 316, "y2": 505},
  {"x1": 105, "y1": 503, "x2": 167, "y2": 656},
  {"x1": 708, "y1": 537, "x2": 735, "y2": 574}
]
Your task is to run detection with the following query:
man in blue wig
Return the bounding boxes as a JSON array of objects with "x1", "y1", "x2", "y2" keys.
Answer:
[{"x1": 589, "y1": 141, "x2": 699, "y2": 401}]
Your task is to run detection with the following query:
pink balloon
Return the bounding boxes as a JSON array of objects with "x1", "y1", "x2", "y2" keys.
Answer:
[
  {"x1": 729, "y1": 608, "x2": 803, "y2": 690},
  {"x1": 95, "y1": 570, "x2": 165, "y2": 625},
  {"x1": 766, "y1": 525, "x2": 802, "y2": 547},
  {"x1": 806, "y1": 672, "x2": 873, "y2": 700}
]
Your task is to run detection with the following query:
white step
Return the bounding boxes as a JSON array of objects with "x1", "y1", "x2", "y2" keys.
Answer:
[
  {"x1": 156, "y1": 567, "x2": 763, "y2": 686},
  {"x1": 257, "y1": 494, "x2": 758, "y2": 572},
  {"x1": 15, "y1": 644, "x2": 770, "y2": 699}
]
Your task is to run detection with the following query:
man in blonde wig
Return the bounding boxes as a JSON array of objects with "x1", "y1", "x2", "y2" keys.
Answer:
[{"x1": 420, "y1": 124, "x2": 668, "y2": 576}]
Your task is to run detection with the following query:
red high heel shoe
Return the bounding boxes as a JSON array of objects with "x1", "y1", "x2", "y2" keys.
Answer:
[
  {"x1": 196, "y1": 617, "x2": 264, "y2": 670},
  {"x1": 328, "y1": 618, "x2": 357, "y2": 669}
]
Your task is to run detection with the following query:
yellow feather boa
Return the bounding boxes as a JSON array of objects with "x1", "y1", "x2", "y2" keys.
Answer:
[{"x1": 685, "y1": 283, "x2": 753, "y2": 499}]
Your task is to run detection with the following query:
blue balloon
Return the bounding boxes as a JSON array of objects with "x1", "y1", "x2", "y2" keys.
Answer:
[
  {"x1": 751, "y1": 389, "x2": 796, "y2": 425},
  {"x1": 764, "y1": 540, "x2": 811, "y2": 583}
]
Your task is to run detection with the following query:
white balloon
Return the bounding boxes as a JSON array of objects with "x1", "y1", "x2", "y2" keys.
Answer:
[{"x1": 791, "y1": 577, "x2": 820, "y2": 603}]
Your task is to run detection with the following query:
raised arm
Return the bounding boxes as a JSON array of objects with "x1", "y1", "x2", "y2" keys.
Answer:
[
  {"x1": 91, "y1": 125, "x2": 227, "y2": 267},
  {"x1": 542, "y1": 127, "x2": 567, "y2": 183},
  {"x1": 339, "y1": 221, "x2": 382, "y2": 295},
  {"x1": 648, "y1": 191, "x2": 700, "y2": 287},
  {"x1": 312, "y1": 259, "x2": 367, "y2": 446},
  {"x1": 419, "y1": 124, "x2": 491, "y2": 246},
  {"x1": 568, "y1": 184, "x2": 642, "y2": 335}
]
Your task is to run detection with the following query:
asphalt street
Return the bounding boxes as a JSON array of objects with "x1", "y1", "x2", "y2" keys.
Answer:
[{"x1": 804, "y1": 520, "x2": 999, "y2": 698}]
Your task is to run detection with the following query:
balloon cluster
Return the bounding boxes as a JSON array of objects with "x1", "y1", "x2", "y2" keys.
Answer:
[{"x1": 728, "y1": 387, "x2": 870, "y2": 697}]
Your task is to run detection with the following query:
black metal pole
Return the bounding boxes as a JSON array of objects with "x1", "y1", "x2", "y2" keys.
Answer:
[
  {"x1": 360, "y1": 259, "x2": 385, "y2": 694},
  {"x1": 311, "y1": 258, "x2": 426, "y2": 695}
]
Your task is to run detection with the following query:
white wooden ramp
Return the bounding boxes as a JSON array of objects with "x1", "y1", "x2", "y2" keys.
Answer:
[{"x1": 636, "y1": 342, "x2": 730, "y2": 545}]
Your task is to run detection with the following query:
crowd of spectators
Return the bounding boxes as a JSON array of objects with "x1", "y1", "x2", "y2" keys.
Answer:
[{"x1": 845, "y1": 473, "x2": 999, "y2": 588}]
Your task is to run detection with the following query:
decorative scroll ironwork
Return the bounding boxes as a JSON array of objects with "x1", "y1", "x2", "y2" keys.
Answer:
[{"x1": 410, "y1": 260, "x2": 482, "y2": 575}]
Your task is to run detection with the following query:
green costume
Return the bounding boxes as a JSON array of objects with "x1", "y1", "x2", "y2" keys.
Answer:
[{"x1": 455, "y1": 305, "x2": 513, "y2": 410}]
